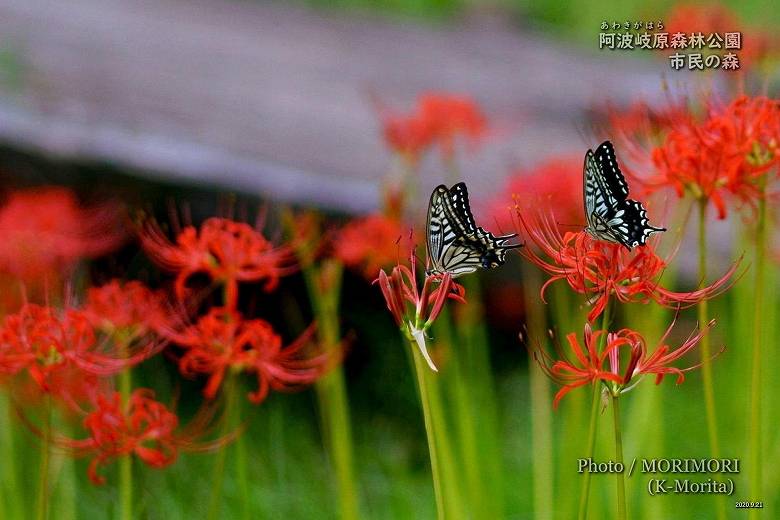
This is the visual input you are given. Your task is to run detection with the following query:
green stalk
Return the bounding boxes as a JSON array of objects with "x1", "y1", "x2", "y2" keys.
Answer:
[
  {"x1": 446, "y1": 323, "x2": 484, "y2": 517},
  {"x1": 748, "y1": 184, "x2": 767, "y2": 520},
  {"x1": 444, "y1": 277, "x2": 503, "y2": 518},
  {"x1": 697, "y1": 200, "x2": 727, "y2": 520},
  {"x1": 282, "y1": 210, "x2": 360, "y2": 520},
  {"x1": 235, "y1": 393, "x2": 250, "y2": 520},
  {"x1": 611, "y1": 394, "x2": 626, "y2": 520},
  {"x1": 118, "y1": 363, "x2": 133, "y2": 520},
  {"x1": 1, "y1": 394, "x2": 22, "y2": 520},
  {"x1": 578, "y1": 303, "x2": 611, "y2": 520},
  {"x1": 411, "y1": 342, "x2": 445, "y2": 520},
  {"x1": 578, "y1": 380, "x2": 601, "y2": 520},
  {"x1": 697, "y1": 200, "x2": 720, "y2": 460},
  {"x1": 551, "y1": 283, "x2": 586, "y2": 518},
  {"x1": 302, "y1": 260, "x2": 360, "y2": 520},
  {"x1": 206, "y1": 375, "x2": 240, "y2": 520},
  {"x1": 424, "y1": 364, "x2": 465, "y2": 519},
  {"x1": 36, "y1": 395, "x2": 52, "y2": 520},
  {"x1": 522, "y1": 268, "x2": 553, "y2": 519}
]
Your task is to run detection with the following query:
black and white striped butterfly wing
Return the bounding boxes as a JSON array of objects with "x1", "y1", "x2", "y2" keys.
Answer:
[
  {"x1": 613, "y1": 200, "x2": 664, "y2": 248},
  {"x1": 447, "y1": 182, "x2": 479, "y2": 234},
  {"x1": 426, "y1": 186, "x2": 452, "y2": 274},
  {"x1": 583, "y1": 141, "x2": 665, "y2": 250},
  {"x1": 426, "y1": 183, "x2": 520, "y2": 277},
  {"x1": 593, "y1": 141, "x2": 629, "y2": 201}
]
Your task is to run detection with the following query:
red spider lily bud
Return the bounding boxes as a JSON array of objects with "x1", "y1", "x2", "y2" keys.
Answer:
[
  {"x1": 377, "y1": 269, "x2": 406, "y2": 328},
  {"x1": 375, "y1": 253, "x2": 466, "y2": 371}
]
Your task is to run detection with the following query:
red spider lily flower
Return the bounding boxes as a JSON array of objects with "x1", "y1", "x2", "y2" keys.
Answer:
[
  {"x1": 83, "y1": 279, "x2": 168, "y2": 340},
  {"x1": 378, "y1": 92, "x2": 489, "y2": 162},
  {"x1": 418, "y1": 93, "x2": 489, "y2": 159},
  {"x1": 665, "y1": 3, "x2": 774, "y2": 68},
  {"x1": 627, "y1": 318, "x2": 719, "y2": 387},
  {"x1": 0, "y1": 187, "x2": 125, "y2": 310},
  {"x1": 532, "y1": 324, "x2": 629, "y2": 409},
  {"x1": 161, "y1": 307, "x2": 331, "y2": 404},
  {"x1": 334, "y1": 214, "x2": 413, "y2": 281},
  {"x1": 22, "y1": 388, "x2": 232, "y2": 485},
  {"x1": 0, "y1": 304, "x2": 156, "y2": 400},
  {"x1": 517, "y1": 213, "x2": 738, "y2": 322},
  {"x1": 78, "y1": 389, "x2": 178, "y2": 484},
  {"x1": 602, "y1": 98, "x2": 690, "y2": 175},
  {"x1": 139, "y1": 217, "x2": 296, "y2": 304},
  {"x1": 604, "y1": 99, "x2": 689, "y2": 142},
  {"x1": 375, "y1": 253, "x2": 466, "y2": 371},
  {"x1": 487, "y1": 155, "x2": 583, "y2": 233},
  {"x1": 382, "y1": 112, "x2": 434, "y2": 163},
  {"x1": 10, "y1": 365, "x2": 107, "y2": 415},
  {"x1": 648, "y1": 95, "x2": 780, "y2": 219},
  {"x1": 533, "y1": 319, "x2": 718, "y2": 408}
]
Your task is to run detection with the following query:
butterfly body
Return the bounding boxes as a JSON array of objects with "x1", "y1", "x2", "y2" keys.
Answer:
[
  {"x1": 426, "y1": 182, "x2": 520, "y2": 277},
  {"x1": 583, "y1": 141, "x2": 665, "y2": 250}
]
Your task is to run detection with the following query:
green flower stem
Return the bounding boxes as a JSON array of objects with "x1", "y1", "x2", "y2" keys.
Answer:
[
  {"x1": 578, "y1": 302, "x2": 611, "y2": 520},
  {"x1": 36, "y1": 394, "x2": 52, "y2": 520},
  {"x1": 1, "y1": 394, "x2": 22, "y2": 520},
  {"x1": 424, "y1": 364, "x2": 465, "y2": 518},
  {"x1": 411, "y1": 340, "x2": 445, "y2": 520},
  {"x1": 301, "y1": 259, "x2": 360, "y2": 520},
  {"x1": 578, "y1": 380, "x2": 601, "y2": 520},
  {"x1": 748, "y1": 183, "x2": 767, "y2": 520},
  {"x1": 697, "y1": 200, "x2": 720, "y2": 460},
  {"x1": 118, "y1": 366, "x2": 133, "y2": 520},
  {"x1": 611, "y1": 394, "x2": 626, "y2": 520},
  {"x1": 206, "y1": 375, "x2": 240, "y2": 520},
  {"x1": 523, "y1": 267, "x2": 553, "y2": 518},
  {"x1": 235, "y1": 392, "x2": 250, "y2": 520},
  {"x1": 697, "y1": 200, "x2": 727, "y2": 520}
]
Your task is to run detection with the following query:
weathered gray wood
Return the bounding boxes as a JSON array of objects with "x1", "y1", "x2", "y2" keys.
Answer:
[{"x1": 0, "y1": 0, "x2": 680, "y2": 212}]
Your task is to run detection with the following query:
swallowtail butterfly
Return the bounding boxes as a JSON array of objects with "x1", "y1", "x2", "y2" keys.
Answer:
[
  {"x1": 583, "y1": 141, "x2": 665, "y2": 250},
  {"x1": 426, "y1": 182, "x2": 520, "y2": 277}
]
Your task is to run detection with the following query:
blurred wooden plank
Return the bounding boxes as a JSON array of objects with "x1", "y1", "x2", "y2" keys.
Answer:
[{"x1": 0, "y1": 0, "x2": 679, "y2": 212}]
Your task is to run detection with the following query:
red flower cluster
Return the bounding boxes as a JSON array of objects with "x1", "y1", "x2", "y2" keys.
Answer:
[
  {"x1": 649, "y1": 95, "x2": 780, "y2": 218},
  {"x1": 83, "y1": 279, "x2": 168, "y2": 338},
  {"x1": 665, "y1": 3, "x2": 775, "y2": 68},
  {"x1": 489, "y1": 155, "x2": 583, "y2": 233},
  {"x1": 139, "y1": 217, "x2": 296, "y2": 303},
  {"x1": 161, "y1": 307, "x2": 329, "y2": 404},
  {"x1": 534, "y1": 319, "x2": 717, "y2": 408},
  {"x1": 379, "y1": 92, "x2": 489, "y2": 162},
  {"x1": 334, "y1": 214, "x2": 413, "y2": 280},
  {"x1": 0, "y1": 187, "x2": 124, "y2": 281},
  {"x1": 64, "y1": 389, "x2": 179, "y2": 484},
  {"x1": 0, "y1": 304, "x2": 155, "y2": 395},
  {"x1": 376, "y1": 253, "x2": 466, "y2": 371},
  {"x1": 0, "y1": 187, "x2": 125, "y2": 312},
  {"x1": 518, "y1": 213, "x2": 737, "y2": 322}
]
